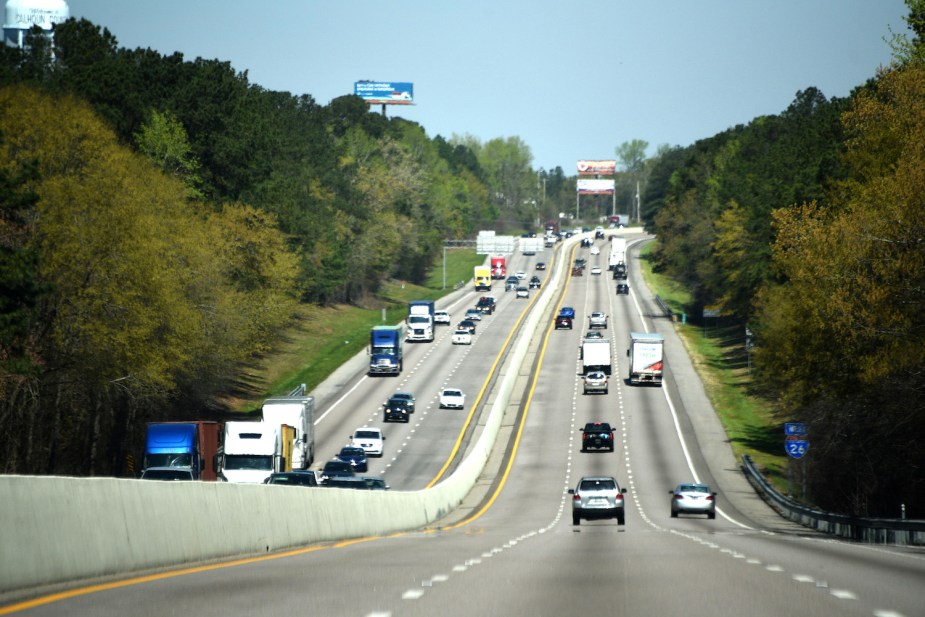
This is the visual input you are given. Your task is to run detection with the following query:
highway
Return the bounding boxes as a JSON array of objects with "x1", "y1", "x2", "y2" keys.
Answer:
[{"x1": 5, "y1": 232, "x2": 924, "y2": 617}]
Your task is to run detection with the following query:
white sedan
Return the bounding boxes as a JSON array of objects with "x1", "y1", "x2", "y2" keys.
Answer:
[
  {"x1": 350, "y1": 427, "x2": 384, "y2": 457},
  {"x1": 434, "y1": 310, "x2": 451, "y2": 325},
  {"x1": 452, "y1": 329, "x2": 472, "y2": 345},
  {"x1": 590, "y1": 246, "x2": 600, "y2": 255},
  {"x1": 439, "y1": 388, "x2": 466, "y2": 409},
  {"x1": 514, "y1": 270, "x2": 526, "y2": 280},
  {"x1": 590, "y1": 266, "x2": 602, "y2": 275}
]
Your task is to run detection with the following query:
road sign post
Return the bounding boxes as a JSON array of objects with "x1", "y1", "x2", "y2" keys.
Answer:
[{"x1": 784, "y1": 423, "x2": 809, "y2": 499}]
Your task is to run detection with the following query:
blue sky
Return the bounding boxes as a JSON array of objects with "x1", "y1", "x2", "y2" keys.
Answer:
[{"x1": 69, "y1": 0, "x2": 910, "y2": 173}]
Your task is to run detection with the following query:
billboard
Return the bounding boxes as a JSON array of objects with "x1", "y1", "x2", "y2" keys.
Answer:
[
  {"x1": 577, "y1": 160, "x2": 617, "y2": 176},
  {"x1": 576, "y1": 179, "x2": 615, "y2": 194},
  {"x1": 354, "y1": 81, "x2": 414, "y2": 105}
]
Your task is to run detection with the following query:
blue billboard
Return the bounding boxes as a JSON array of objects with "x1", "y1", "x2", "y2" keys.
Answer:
[{"x1": 354, "y1": 81, "x2": 414, "y2": 105}]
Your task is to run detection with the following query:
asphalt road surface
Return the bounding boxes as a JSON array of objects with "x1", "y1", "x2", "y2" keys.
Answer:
[{"x1": 6, "y1": 234, "x2": 923, "y2": 617}]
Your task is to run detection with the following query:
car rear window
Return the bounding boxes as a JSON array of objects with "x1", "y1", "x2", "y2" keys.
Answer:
[
  {"x1": 584, "y1": 423, "x2": 612, "y2": 432},
  {"x1": 355, "y1": 431, "x2": 378, "y2": 439},
  {"x1": 580, "y1": 479, "x2": 616, "y2": 491}
]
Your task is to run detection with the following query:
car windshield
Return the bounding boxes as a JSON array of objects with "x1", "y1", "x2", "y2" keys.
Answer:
[
  {"x1": 267, "y1": 474, "x2": 315, "y2": 486},
  {"x1": 580, "y1": 478, "x2": 616, "y2": 491},
  {"x1": 324, "y1": 461, "x2": 352, "y2": 471},
  {"x1": 354, "y1": 431, "x2": 379, "y2": 439},
  {"x1": 409, "y1": 315, "x2": 430, "y2": 323},
  {"x1": 143, "y1": 453, "x2": 192, "y2": 469},
  {"x1": 141, "y1": 469, "x2": 193, "y2": 480},
  {"x1": 340, "y1": 447, "x2": 365, "y2": 456}
]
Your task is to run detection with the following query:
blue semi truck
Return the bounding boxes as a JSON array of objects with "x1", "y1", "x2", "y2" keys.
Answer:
[
  {"x1": 141, "y1": 421, "x2": 222, "y2": 480},
  {"x1": 368, "y1": 324, "x2": 405, "y2": 376}
]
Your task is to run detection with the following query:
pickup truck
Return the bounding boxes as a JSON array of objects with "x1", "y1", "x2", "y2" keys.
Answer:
[{"x1": 588, "y1": 311, "x2": 608, "y2": 329}]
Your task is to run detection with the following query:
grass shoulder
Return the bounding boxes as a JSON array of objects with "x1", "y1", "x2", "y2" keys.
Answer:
[{"x1": 224, "y1": 249, "x2": 485, "y2": 413}]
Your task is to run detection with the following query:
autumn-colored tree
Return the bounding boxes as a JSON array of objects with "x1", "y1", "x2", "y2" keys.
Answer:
[
  {"x1": 754, "y1": 63, "x2": 925, "y2": 515},
  {"x1": 0, "y1": 85, "x2": 301, "y2": 474}
]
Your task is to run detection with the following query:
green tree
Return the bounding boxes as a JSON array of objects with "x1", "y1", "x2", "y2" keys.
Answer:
[{"x1": 134, "y1": 109, "x2": 203, "y2": 199}]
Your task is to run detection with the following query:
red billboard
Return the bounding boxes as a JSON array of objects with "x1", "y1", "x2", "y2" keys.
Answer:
[{"x1": 577, "y1": 160, "x2": 617, "y2": 176}]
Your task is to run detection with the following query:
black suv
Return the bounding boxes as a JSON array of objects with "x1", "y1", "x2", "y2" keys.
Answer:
[
  {"x1": 582, "y1": 422, "x2": 615, "y2": 452},
  {"x1": 476, "y1": 296, "x2": 495, "y2": 314},
  {"x1": 528, "y1": 276, "x2": 541, "y2": 289},
  {"x1": 383, "y1": 397, "x2": 412, "y2": 423}
]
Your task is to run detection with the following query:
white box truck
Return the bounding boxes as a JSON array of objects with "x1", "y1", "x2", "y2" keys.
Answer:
[
  {"x1": 581, "y1": 339, "x2": 612, "y2": 375},
  {"x1": 261, "y1": 384, "x2": 314, "y2": 469},
  {"x1": 627, "y1": 332, "x2": 664, "y2": 386},
  {"x1": 609, "y1": 237, "x2": 626, "y2": 270}
]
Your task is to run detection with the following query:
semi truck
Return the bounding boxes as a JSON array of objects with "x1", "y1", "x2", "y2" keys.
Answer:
[
  {"x1": 220, "y1": 421, "x2": 290, "y2": 484},
  {"x1": 581, "y1": 339, "x2": 612, "y2": 375},
  {"x1": 141, "y1": 421, "x2": 223, "y2": 481},
  {"x1": 369, "y1": 324, "x2": 405, "y2": 375},
  {"x1": 627, "y1": 332, "x2": 665, "y2": 386},
  {"x1": 406, "y1": 300, "x2": 435, "y2": 342},
  {"x1": 474, "y1": 265, "x2": 492, "y2": 291},
  {"x1": 490, "y1": 256, "x2": 506, "y2": 280},
  {"x1": 261, "y1": 384, "x2": 314, "y2": 470}
]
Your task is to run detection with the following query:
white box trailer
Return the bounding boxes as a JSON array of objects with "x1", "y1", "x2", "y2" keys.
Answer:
[
  {"x1": 261, "y1": 386, "x2": 314, "y2": 469},
  {"x1": 628, "y1": 332, "x2": 664, "y2": 386},
  {"x1": 581, "y1": 340, "x2": 612, "y2": 375}
]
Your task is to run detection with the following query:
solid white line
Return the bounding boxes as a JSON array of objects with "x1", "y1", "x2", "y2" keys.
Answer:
[
  {"x1": 315, "y1": 374, "x2": 369, "y2": 424},
  {"x1": 623, "y1": 238, "x2": 754, "y2": 531}
]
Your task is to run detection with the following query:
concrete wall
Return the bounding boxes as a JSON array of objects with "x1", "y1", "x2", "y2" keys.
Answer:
[{"x1": 0, "y1": 234, "x2": 574, "y2": 595}]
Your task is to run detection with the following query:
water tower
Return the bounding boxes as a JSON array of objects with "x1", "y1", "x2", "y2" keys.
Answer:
[{"x1": 3, "y1": 0, "x2": 69, "y2": 49}]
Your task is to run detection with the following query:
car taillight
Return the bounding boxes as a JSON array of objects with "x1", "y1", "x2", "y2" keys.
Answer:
[
  {"x1": 706, "y1": 495, "x2": 714, "y2": 501},
  {"x1": 615, "y1": 494, "x2": 623, "y2": 501},
  {"x1": 573, "y1": 494, "x2": 582, "y2": 501},
  {"x1": 675, "y1": 495, "x2": 684, "y2": 500}
]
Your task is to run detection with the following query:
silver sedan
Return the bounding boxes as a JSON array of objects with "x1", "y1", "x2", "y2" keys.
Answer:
[{"x1": 669, "y1": 483, "x2": 717, "y2": 519}]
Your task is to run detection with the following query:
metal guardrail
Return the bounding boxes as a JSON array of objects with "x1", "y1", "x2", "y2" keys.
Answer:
[
  {"x1": 654, "y1": 294, "x2": 673, "y2": 318},
  {"x1": 742, "y1": 455, "x2": 925, "y2": 545}
]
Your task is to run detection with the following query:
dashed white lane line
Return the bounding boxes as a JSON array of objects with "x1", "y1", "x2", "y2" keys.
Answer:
[
  {"x1": 402, "y1": 589, "x2": 425, "y2": 600},
  {"x1": 829, "y1": 589, "x2": 858, "y2": 600}
]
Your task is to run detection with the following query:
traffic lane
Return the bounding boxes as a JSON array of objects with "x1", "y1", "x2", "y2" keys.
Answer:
[
  {"x1": 310, "y1": 278, "x2": 527, "y2": 485},
  {"x1": 712, "y1": 529, "x2": 925, "y2": 617},
  {"x1": 376, "y1": 285, "x2": 536, "y2": 489},
  {"x1": 395, "y1": 522, "x2": 877, "y2": 617}
]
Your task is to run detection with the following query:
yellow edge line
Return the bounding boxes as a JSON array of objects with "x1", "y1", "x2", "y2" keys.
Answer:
[
  {"x1": 1, "y1": 242, "x2": 578, "y2": 615},
  {"x1": 440, "y1": 241, "x2": 577, "y2": 528}
]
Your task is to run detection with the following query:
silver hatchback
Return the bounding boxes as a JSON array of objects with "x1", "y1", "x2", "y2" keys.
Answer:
[{"x1": 569, "y1": 476, "x2": 627, "y2": 525}]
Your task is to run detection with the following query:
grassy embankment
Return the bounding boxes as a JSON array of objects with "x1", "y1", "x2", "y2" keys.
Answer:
[
  {"x1": 636, "y1": 240, "x2": 788, "y2": 490},
  {"x1": 226, "y1": 250, "x2": 485, "y2": 414}
]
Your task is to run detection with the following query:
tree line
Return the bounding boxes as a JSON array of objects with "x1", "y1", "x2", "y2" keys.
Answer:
[
  {"x1": 0, "y1": 18, "x2": 588, "y2": 476},
  {"x1": 641, "y1": 1, "x2": 925, "y2": 517}
]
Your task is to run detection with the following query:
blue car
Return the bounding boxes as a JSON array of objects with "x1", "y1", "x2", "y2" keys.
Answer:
[
  {"x1": 559, "y1": 306, "x2": 575, "y2": 319},
  {"x1": 335, "y1": 446, "x2": 368, "y2": 472}
]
